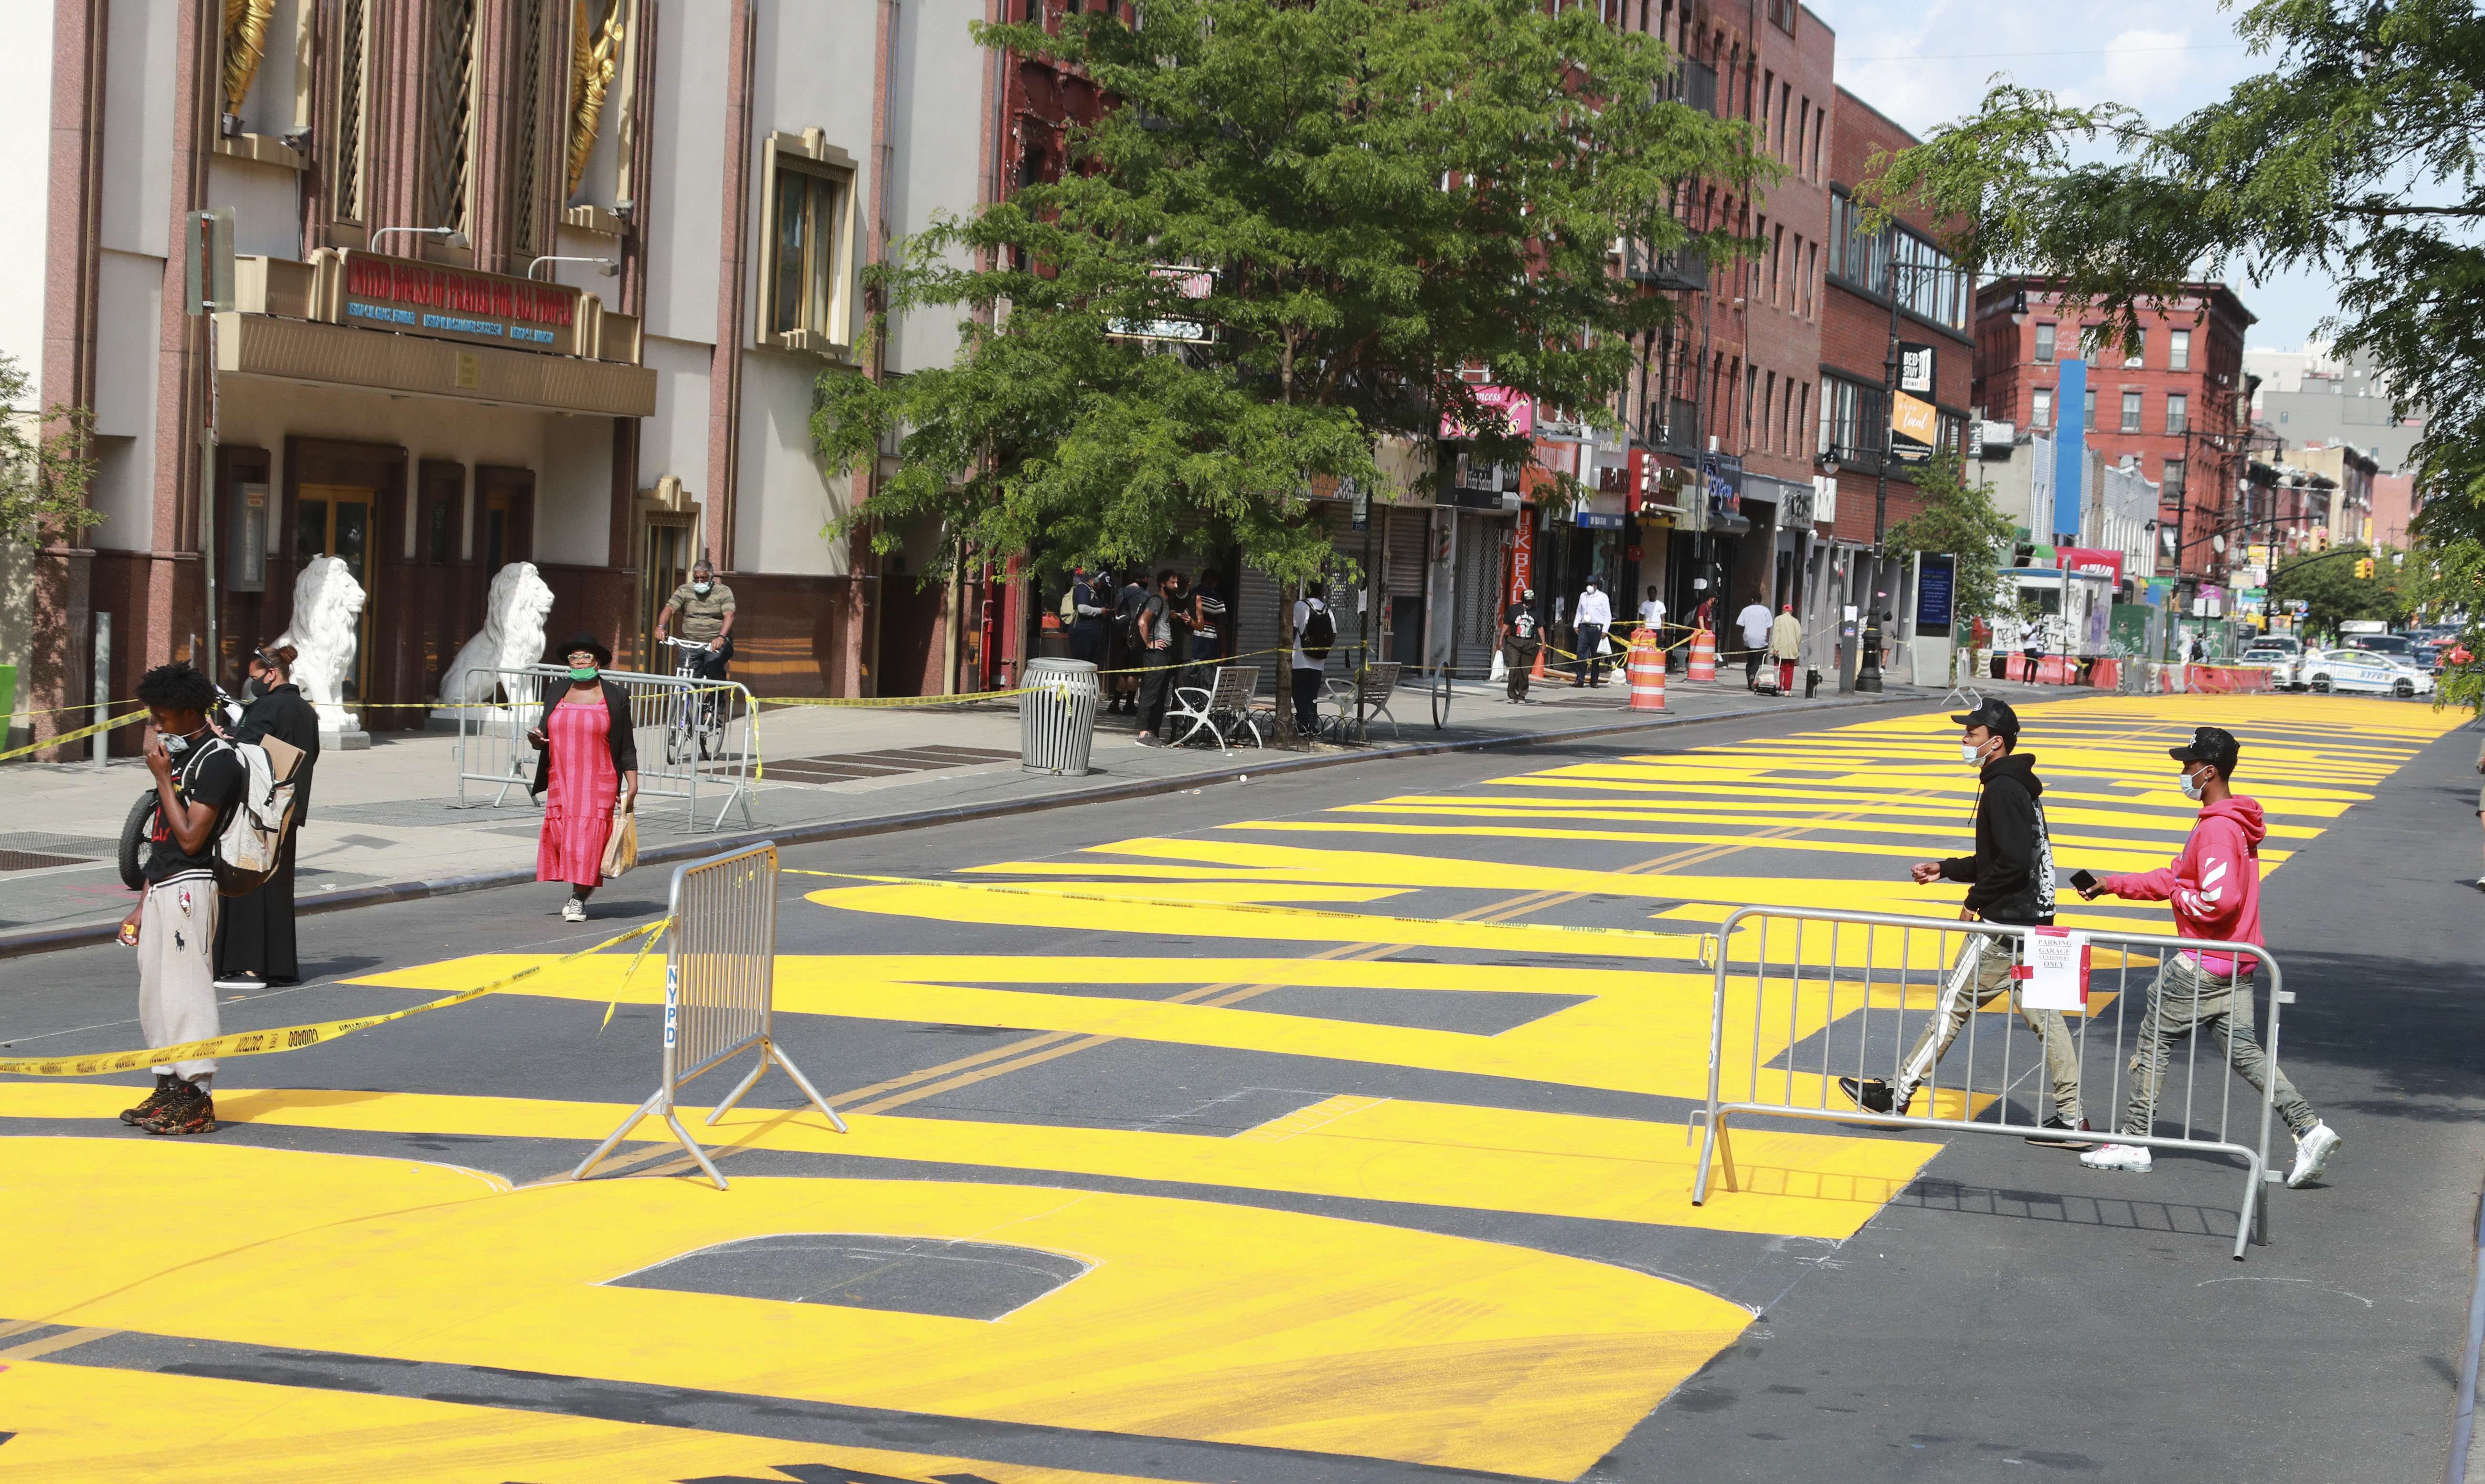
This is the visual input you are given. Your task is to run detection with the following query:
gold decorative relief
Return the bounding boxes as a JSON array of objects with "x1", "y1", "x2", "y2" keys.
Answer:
[
  {"x1": 222, "y1": 0, "x2": 275, "y2": 114},
  {"x1": 567, "y1": 0, "x2": 625, "y2": 197}
]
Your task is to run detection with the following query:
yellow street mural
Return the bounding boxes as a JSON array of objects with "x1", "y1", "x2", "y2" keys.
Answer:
[{"x1": 0, "y1": 694, "x2": 2455, "y2": 1482}]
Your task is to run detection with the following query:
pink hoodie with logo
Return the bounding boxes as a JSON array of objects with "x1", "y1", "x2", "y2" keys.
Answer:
[{"x1": 2100, "y1": 795, "x2": 2267, "y2": 975}]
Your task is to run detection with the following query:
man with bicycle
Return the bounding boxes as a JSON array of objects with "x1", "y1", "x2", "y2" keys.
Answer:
[{"x1": 655, "y1": 560, "x2": 736, "y2": 680}]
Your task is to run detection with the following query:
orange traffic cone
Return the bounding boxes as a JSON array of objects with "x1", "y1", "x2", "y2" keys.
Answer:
[
  {"x1": 1688, "y1": 628, "x2": 1718, "y2": 682},
  {"x1": 1627, "y1": 631, "x2": 1667, "y2": 711},
  {"x1": 1529, "y1": 642, "x2": 1548, "y2": 682}
]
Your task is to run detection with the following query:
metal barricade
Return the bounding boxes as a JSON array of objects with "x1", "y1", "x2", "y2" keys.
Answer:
[
  {"x1": 573, "y1": 842, "x2": 845, "y2": 1190},
  {"x1": 1689, "y1": 905, "x2": 2290, "y2": 1260},
  {"x1": 454, "y1": 665, "x2": 754, "y2": 830}
]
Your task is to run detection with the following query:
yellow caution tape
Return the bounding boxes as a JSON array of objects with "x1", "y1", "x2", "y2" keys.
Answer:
[
  {"x1": 0, "y1": 917, "x2": 669, "y2": 1078},
  {"x1": 785, "y1": 869, "x2": 1695, "y2": 952},
  {"x1": 0, "y1": 710, "x2": 148, "y2": 764}
]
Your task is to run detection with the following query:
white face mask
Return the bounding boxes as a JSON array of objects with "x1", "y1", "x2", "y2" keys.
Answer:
[
  {"x1": 2181, "y1": 768, "x2": 2207, "y2": 801},
  {"x1": 692, "y1": 580, "x2": 713, "y2": 595},
  {"x1": 1960, "y1": 739, "x2": 1986, "y2": 766},
  {"x1": 162, "y1": 731, "x2": 191, "y2": 756}
]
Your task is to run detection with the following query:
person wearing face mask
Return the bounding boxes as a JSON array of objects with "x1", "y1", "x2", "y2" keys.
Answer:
[
  {"x1": 1839, "y1": 697, "x2": 2090, "y2": 1146},
  {"x1": 654, "y1": 559, "x2": 737, "y2": 682},
  {"x1": 528, "y1": 635, "x2": 640, "y2": 923},
  {"x1": 1499, "y1": 587, "x2": 1541, "y2": 704},
  {"x1": 112, "y1": 663, "x2": 251, "y2": 1136},
  {"x1": 2073, "y1": 727, "x2": 2340, "y2": 1187},
  {"x1": 211, "y1": 645, "x2": 320, "y2": 992}
]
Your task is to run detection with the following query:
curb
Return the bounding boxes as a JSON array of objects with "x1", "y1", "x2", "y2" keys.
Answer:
[{"x1": 0, "y1": 686, "x2": 1951, "y2": 960}]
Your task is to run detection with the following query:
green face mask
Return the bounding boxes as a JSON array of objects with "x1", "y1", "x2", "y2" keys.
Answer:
[{"x1": 569, "y1": 665, "x2": 599, "y2": 682}]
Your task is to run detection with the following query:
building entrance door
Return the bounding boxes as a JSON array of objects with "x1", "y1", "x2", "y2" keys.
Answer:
[
  {"x1": 295, "y1": 483, "x2": 377, "y2": 703},
  {"x1": 641, "y1": 515, "x2": 695, "y2": 672}
]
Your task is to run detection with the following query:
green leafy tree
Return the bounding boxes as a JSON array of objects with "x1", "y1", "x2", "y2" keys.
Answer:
[
  {"x1": 2267, "y1": 544, "x2": 2410, "y2": 639},
  {"x1": 1883, "y1": 453, "x2": 2016, "y2": 628},
  {"x1": 1857, "y1": 0, "x2": 2485, "y2": 707},
  {"x1": 0, "y1": 351, "x2": 98, "y2": 546},
  {"x1": 812, "y1": 0, "x2": 1766, "y2": 586}
]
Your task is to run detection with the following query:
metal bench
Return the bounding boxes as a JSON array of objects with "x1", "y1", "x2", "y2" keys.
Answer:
[
  {"x1": 1167, "y1": 664, "x2": 1265, "y2": 753},
  {"x1": 1323, "y1": 661, "x2": 1402, "y2": 741}
]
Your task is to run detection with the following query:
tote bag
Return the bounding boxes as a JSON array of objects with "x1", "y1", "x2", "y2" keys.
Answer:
[{"x1": 600, "y1": 799, "x2": 639, "y2": 879}]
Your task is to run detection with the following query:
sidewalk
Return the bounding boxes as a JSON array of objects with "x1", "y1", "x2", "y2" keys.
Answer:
[{"x1": 0, "y1": 669, "x2": 1956, "y2": 956}]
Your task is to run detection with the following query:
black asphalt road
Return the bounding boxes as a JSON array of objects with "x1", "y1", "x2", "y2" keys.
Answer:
[{"x1": 2, "y1": 700, "x2": 2478, "y2": 1483}]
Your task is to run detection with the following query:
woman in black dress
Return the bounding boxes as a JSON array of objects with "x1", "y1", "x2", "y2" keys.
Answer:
[{"x1": 212, "y1": 644, "x2": 320, "y2": 990}]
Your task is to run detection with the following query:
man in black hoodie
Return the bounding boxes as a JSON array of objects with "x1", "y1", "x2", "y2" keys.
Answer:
[{"x1": 1838, "y1": 698, "x2": 2090, "y2": 1145}]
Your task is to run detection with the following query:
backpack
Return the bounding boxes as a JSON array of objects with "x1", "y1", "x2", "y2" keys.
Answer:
[
  {"x1": 1060, "y1": 586, "x2": 1079, "y2": 625},
  {"x1": 208, "y1": 733, "x2": 305, "y2": 897},
  {"x1": 1301, "y1": 601, "x2": 1337, "y2": 660}
]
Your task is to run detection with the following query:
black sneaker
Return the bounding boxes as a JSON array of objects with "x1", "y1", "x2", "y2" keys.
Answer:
[
  {"x1": 2024, "y1": 1116, "x2": 2095, "y2": 1149},
  {"x1": 138, "y1": 1081, "x2": 218, "y2": 1136},
  {"x1": 120, "y1": 1074, "x2": 179, "y2": 1126},
  {"x1": 1837, "y1": 1077, "x2": 1898, "y2": 1115}
]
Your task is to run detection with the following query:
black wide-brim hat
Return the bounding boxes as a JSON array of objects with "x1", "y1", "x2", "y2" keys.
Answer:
[{"x1": 555, "y1": 633, "x2": 612, "y2": 668}]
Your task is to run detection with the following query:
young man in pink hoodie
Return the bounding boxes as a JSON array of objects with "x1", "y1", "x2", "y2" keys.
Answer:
[{"x1": 2075, "y1": 726, "x2": 2341, "y2": 1187}]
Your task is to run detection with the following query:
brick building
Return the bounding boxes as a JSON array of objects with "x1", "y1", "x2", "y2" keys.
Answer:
[
  {"x1": 1973, "y1": 278, "x2": 2256, "y2": 587},
  {"x1": 1813, "y1": 85, "x2": 1975, "y2": 666}
]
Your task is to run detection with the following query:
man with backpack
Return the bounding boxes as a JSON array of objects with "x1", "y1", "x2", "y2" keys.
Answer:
[
  {"x1": 116, "y1": 663, "x2": 249, "y2": 1136},
  {"x1": 1293, "y1": 580, "x2": 1337, "y2": 737},
  {"x1": 1064, "y1": 568, "x2": 1110, "y2": 667},
  {"x1": 1109, "y1": 572, "x2": 1150, "y2": 714},
  {"x1": 1133, "y1": 571, "x2": 1183, "y2": 744}
]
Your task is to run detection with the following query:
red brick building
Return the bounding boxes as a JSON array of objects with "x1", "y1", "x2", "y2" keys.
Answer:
[{"x1": 1972, "y1": 278, "x2": 2256, "y2": 583}]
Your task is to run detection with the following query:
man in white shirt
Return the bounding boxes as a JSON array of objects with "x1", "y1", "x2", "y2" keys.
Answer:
[
  {"x1": 1638, "y1": 586, "x2": 1665, "y2": 638},
  {"x1": 1572, "y1": 577, "x2": 1614, "y2": 686},
  {"x1": 1737, "y1": 597, "x2": 1773, "y2": 689},
  {"x1": 1290, "y1": 581, "x2": 1336, "y2": 737}
]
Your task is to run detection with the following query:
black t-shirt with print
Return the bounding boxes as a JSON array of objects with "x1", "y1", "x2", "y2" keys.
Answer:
[
  {"x1": 144, "y1": 738, "x2": 246, "y2": 885},
  {"x1": 1505, "y1": 603, "x2": 1540, "y2": 642}
]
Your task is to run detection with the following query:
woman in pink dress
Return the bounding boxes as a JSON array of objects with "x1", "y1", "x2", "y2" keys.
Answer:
[{"x1": 528, "y1": 634, "x2": 638, "y2": 922}]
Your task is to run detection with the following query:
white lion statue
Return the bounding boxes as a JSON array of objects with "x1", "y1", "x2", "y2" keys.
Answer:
[
  {"x1": 437, "y1": 561, "x2": 555, "y2": 709},
  {"x1": 273, "y1": 554, "x2": 368, "y2": 732}
]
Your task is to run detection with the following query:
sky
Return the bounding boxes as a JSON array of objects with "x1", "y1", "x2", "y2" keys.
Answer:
[{"x1": 1811, "y1": 0, "x2": 2337, "y2": 350}]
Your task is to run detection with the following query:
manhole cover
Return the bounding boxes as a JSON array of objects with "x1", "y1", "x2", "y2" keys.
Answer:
[{"x1": 0, "y1": 849, "x2": 92, "y2": 872}]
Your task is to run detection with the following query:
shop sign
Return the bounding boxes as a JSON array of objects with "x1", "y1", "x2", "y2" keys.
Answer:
[
  {"x1": 2056, "y1": 546, "x2": 2124, "y2": 584},
  {"x1": 1508, "y1": 510, "x2": 1534, "y2": 604},
  {"x1": 1890, "y1": 390, "x2": 1937, "y2": 464},
  {"x1": 1575, "y1": 511, "x2": 1625, "y2": 530},
  {"x1": 1442, "y1": 385, "x2": 1535, "y2": 439},
  {"x1": 341, "y1": 251, "x2": 578, "y2": 351},
  {"x1": 1898, "y1": 342, "x2": 1936, "y2": 394}
]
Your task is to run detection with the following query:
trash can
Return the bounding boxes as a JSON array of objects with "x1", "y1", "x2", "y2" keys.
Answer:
[{"x1": 1020, "y1": 657, "x2": 1101, "y2": 775}]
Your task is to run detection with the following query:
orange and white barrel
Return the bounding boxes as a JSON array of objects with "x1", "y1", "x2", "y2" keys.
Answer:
[
  {"x1": 1627, "y1": 631, "x2": 1667, "y2": 711},
  {"x1": 1687, "y1": 628, "x2": 1718, "y2": 682}
]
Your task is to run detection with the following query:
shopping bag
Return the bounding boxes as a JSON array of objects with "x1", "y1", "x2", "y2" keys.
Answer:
[
  {"x1": 1488, "y1": 650, "x2": 1508, "y2": 682},
  {"x1": 1601, "y1": 635, "x2": 1621, "y2": 657},
  {"x1": 600, "y1": 800, "x2": 639, "y2": 879}
]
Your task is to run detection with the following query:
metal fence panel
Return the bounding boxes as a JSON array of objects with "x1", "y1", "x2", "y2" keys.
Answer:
[
  {"x1": 572, "y1": 842, "x2": 845, "y2": 1189},
  {"x1": 1690, "y1": 904, "x2": 2288, "y2": 1260},
  {"x1": 454, "y1": 665, "x2": 754, "y2": 831}
]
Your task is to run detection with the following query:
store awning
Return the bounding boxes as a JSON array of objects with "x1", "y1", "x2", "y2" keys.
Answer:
[{"x1": 215, "y1": 311, "x2": 657, "y2": 418}]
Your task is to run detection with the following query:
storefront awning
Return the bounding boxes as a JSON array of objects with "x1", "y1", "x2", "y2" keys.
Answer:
[{"x1": 214, "y1": 311, "x2": 657, "y2": 418}]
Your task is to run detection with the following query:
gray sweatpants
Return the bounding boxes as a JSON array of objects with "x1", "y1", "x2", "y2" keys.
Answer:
[
  {"x1": 2120, "y1": 952, "x2": 2315, "y2": 1138},
  {"x1": 139, "y1": 876, "x2": 222, "y2": 1081},
  {"x1": 1895, "y1": 936, "x2": 2084, "y2": 1125}
]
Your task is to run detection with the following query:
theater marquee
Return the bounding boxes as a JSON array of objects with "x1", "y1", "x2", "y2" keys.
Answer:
[{"x1": 340, "y1": 252, "x2": 578, "y2": 352}]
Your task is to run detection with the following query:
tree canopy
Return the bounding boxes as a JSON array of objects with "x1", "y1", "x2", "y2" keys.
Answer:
[
  {"x1": 2267, "y1": 543, "x2": 2410, "y2": 638},
  {"x1": 0, "y1": 351, "x2": 96, "y2": 547},
  {"x1": 813, "y1": 0, "x2": 1767, "y2": 584}
]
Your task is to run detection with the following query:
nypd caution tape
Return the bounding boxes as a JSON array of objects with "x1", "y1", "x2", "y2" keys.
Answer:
[{"x1": 0, "y1": 917, "x2": 669, "y2": 1078}]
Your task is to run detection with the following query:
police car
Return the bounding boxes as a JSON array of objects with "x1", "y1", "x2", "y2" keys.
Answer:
[{"x1": 2303, "y1": 648, "x2": 2435, "y2": 698}]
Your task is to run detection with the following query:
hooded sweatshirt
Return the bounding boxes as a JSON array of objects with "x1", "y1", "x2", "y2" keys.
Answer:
[
  {"x1": 1938, "y1": 751, "x2": 2057, "y2": 924},
  {"x1": 2100, "y1": 795, "x2": 2266, "y2": 975}
]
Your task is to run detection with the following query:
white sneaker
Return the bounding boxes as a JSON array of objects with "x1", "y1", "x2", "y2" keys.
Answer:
[
  {"x1": 561, "y1": 897, "x2": 587, "y2": 923},
  {"x1": 2079, "y1": 1142, "x2": 2153, "y2": 1173},
  {"x1": 2287, "y1": 1122, "x2": 2341, "y2": 1188}
]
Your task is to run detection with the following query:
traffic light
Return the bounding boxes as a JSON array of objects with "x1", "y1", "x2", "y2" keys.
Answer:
[{"x1": 2354, "y1": 557, "x2": 2375, "y2": 579}]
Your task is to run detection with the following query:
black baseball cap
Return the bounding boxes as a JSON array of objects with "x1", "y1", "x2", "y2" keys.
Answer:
[
  {"x1": 1949, "y1": 697, "x2": 2020, "y2": 739},
  {"x1": 2170, "y1": 726, "x2": 2241, "y2": 775}
]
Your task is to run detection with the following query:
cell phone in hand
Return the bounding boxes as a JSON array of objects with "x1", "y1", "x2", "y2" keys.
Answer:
[{"x1": 2070, "y1": 869, "x2": 2099, "y2": 896}]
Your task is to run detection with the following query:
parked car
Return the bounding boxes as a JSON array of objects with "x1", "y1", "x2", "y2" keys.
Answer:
[
  {"x1": 2341, "y1": 632, "x2": 2417, "y2": 661},
  {"x1": 2303, "y1": 648, "x2": 2435, "y2": 698}
]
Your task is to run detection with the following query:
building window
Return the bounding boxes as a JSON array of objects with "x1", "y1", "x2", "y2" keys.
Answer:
[
  {"x1": 1820, "y1": 376, "x2": 1886, "y2": 465},
  {"x1": 2164, "y1": 458, "x2": 2186, "y2": 497},
  {"x1": 2124, "y1": 328, "x2": 2145, "y2": 368},
  {"x1": 2120, "y1": 391, "x2": 2142, "y2": 433},
  {"x1": 760, "y1": 132, "x2": 859, "y2": 355},
  {"x1": 331, "y1": 0, "x2": 369, "y2": 222},
  {"x1": 2166, "y1": 393, "x2": 2188, "y2": 435},
  {"x1": 2085, "y1": 387, "x2": 2096, "y2": 425},
  {"x1": 2031, "y1": 388, "x2": 2053, "y2": 429},
  {"x1": 421, "y1": 0, "x2": 477, "y2": 239},
  {"x1": 1768, "y1": 0, "x2": 1795, "y2": 33},
  {"x1": 2168, "y1": 329, "x2": 2191, "y2": 371},
  {"x1": 2034, "y1": 322, "x2": 2055, "y2": 363}
]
